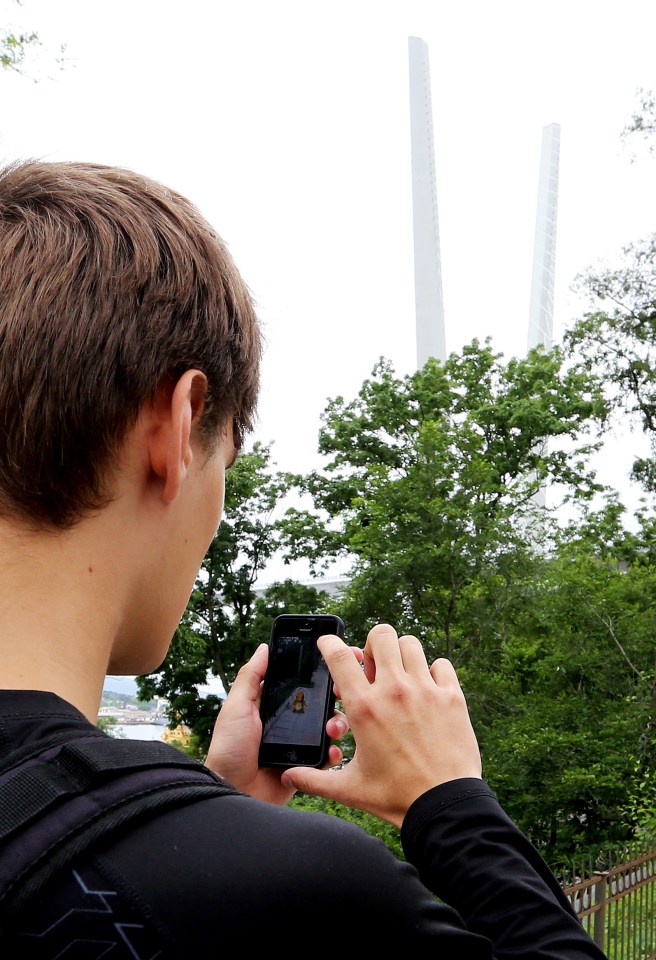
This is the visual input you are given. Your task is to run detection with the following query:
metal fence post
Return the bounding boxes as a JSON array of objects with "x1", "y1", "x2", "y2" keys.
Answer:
[{"x1": 592, "y1": 871, "x2": 609, "y2": 951}]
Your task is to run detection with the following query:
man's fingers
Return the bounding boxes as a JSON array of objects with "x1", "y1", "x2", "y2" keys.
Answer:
[
  {"x1": 398, "y1": 634, "x2": 429, "y2": 674},
  {"x1": 362, "y1": 623, "x2": 401, "y2": 671},
  {"x1": 318, "y1": 634, "x2": 366, "y2": 697},
  {"x1": 331, "y1": 646, "x2": 364, "y2": 701},
  {"x1": 282, "y1": 766, "x2": 332, "y2": 797},
  {"x1": 429, "y1": 657, "x2": 461, "y2": 688},
  {"x1": 229, "y1": 642, "x2": 268, "y2": 700},
  {"x1": 326, "y1": 709, "x2": 348, "y2": 740}
]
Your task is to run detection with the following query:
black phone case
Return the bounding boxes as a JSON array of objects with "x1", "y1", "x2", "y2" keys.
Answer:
[{"x1": 258, "y1": 614, "x2": 344, "y2": 768}]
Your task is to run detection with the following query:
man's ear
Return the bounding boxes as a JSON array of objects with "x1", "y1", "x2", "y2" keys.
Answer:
[{"x1": 147, "y1": 370, "x2": 208, "y2": 504}]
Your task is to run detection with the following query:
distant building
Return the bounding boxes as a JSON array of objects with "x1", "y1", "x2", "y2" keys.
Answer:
[{"x1": 253, "y1": 575, "x2": 349, "y2": 599}]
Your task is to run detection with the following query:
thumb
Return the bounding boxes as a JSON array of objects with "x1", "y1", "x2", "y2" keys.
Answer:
[
  {"x1": 281, "y1": 766, "x2": 336, "y2": 798},
  {"x1": 228, "y1": 643, "x2": 268, "y2": 701}
]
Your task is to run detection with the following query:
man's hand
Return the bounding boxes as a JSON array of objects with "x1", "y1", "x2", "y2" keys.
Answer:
[
  {"x1": 280, "y1": 623, "x2": 482, "y2": 828},
  {"x1": 205, "y1": 643, "x2": 349, "y2": 805}
]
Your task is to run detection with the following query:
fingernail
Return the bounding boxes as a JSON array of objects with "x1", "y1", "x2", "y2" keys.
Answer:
[{"x1": 333, "y1": 718, "x2": 347, "y2": 736}]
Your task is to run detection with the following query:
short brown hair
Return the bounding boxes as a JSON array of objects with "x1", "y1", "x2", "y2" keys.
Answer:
[{"x1": 0, "y1": 159, "x2": 262, "y2": 529}]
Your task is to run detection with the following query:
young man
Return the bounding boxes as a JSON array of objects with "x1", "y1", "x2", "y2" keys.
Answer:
[{"x1": 0, "y1": 160, "x2": 605, "y2": 957}]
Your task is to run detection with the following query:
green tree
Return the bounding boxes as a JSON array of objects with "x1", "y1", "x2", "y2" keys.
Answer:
[
  {"x1": 495, "y1": 92, "x2": 656, "y2": 861},
  {"x1": 0, "y1": 1, "x2": 65, "y2": 77},
  {"x1": 276, "y1": 341, "x2": 656, "y2": 863},
  {"x1": 565, "y1": 89, "x2": 656, "y2": 493},
  {"x1": 622, "y1": 87, "x2": 656, "y2": 156},
  {"x1": 480, "y1": 499, "x2": 656, "y2": 864},
  {"x1": 96, "y1": 715, "x2": 124, "y2": 738},
  {"x1": 284, "y1": 341, "x2": 607, "y2": 667},
  {"x1": 1, "y1": 24, "x2": 37, "y2": 71},
  {"x1": 565, "y1": 236, "x2": 656, "y2": 492}
]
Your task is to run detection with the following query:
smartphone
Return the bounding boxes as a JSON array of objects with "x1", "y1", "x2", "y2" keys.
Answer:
[{"x1": 258, "y1": 613, "x2": 345, "y2": 769}]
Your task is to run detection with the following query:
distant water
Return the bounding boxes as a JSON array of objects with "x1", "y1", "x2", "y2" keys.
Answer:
[{"x1": 113, "y1": 723, "x2": 166, "y2": 741}]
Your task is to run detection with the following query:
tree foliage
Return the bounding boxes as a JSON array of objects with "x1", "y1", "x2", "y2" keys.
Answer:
[
  {"x1": 1, "y1": 1, "x2": 67, "y2": 78},
  {"x1": 566, "y1": 89, "x2": 656, "y2": 494},
  {"x1": 278, "y1": 341, "x2": 656, "y2": 861},
  {"x1": 622, "y1": 87, "x2": 656, "y2": 156},
  {"x1": 283, "y1": 341, "x2": 607, "y2": 665},
  {"x1": 0, "y1": 25, "x2": 37, "y2": 72},
  {"x1": 478, "y1": 499, "x2": 656, "y2": 863},
  {"x1": 1, "y1": 0, "x2": 40, "y2": 73},
  {"x1": 565, "y1": 235, "x2": 656, "y2": 492}
]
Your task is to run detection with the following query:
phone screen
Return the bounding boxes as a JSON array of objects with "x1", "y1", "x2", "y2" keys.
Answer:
[{"x1": 258, "y1": 614, "x2": 344, "y2": 768}]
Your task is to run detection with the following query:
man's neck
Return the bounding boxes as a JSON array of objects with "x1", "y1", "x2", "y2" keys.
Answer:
[{"x1": 0, "y1": 516, "x2": 124, "y2": 722}]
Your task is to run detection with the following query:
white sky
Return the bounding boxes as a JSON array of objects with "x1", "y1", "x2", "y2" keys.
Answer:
[
  {"x1": 3, "y1": 0, "x2": 656, "y2": 477},
  {"x1": 2, "y1": 2, "x2": 656, "y2": 694}
]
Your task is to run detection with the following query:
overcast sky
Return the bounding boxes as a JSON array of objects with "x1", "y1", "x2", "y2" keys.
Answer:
[
  {"x1": 3, "y1": 1, "x2": 656, "y2": 693},
  {"x1": 3, "y1": 1, "x2": 656, "y2": 473}
]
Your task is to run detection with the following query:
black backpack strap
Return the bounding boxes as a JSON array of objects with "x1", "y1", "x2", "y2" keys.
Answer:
[{"x1": 0, "y1": 734, "x2": 240, "y2": 924}]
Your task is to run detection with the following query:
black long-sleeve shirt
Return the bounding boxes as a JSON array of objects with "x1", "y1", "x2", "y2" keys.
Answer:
[{"x1": 1, "y1": 691, "x2": 606, "y2": 958}]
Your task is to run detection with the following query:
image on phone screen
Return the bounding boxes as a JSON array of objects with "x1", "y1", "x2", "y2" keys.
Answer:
[{"x1": 260, "y1": 632, "x2": 330, "y2": 747}]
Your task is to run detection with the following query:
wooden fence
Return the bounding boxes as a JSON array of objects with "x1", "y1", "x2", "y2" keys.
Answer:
[{"x1": 561, "y1": 841, "x2": 656, "y2": 959}]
